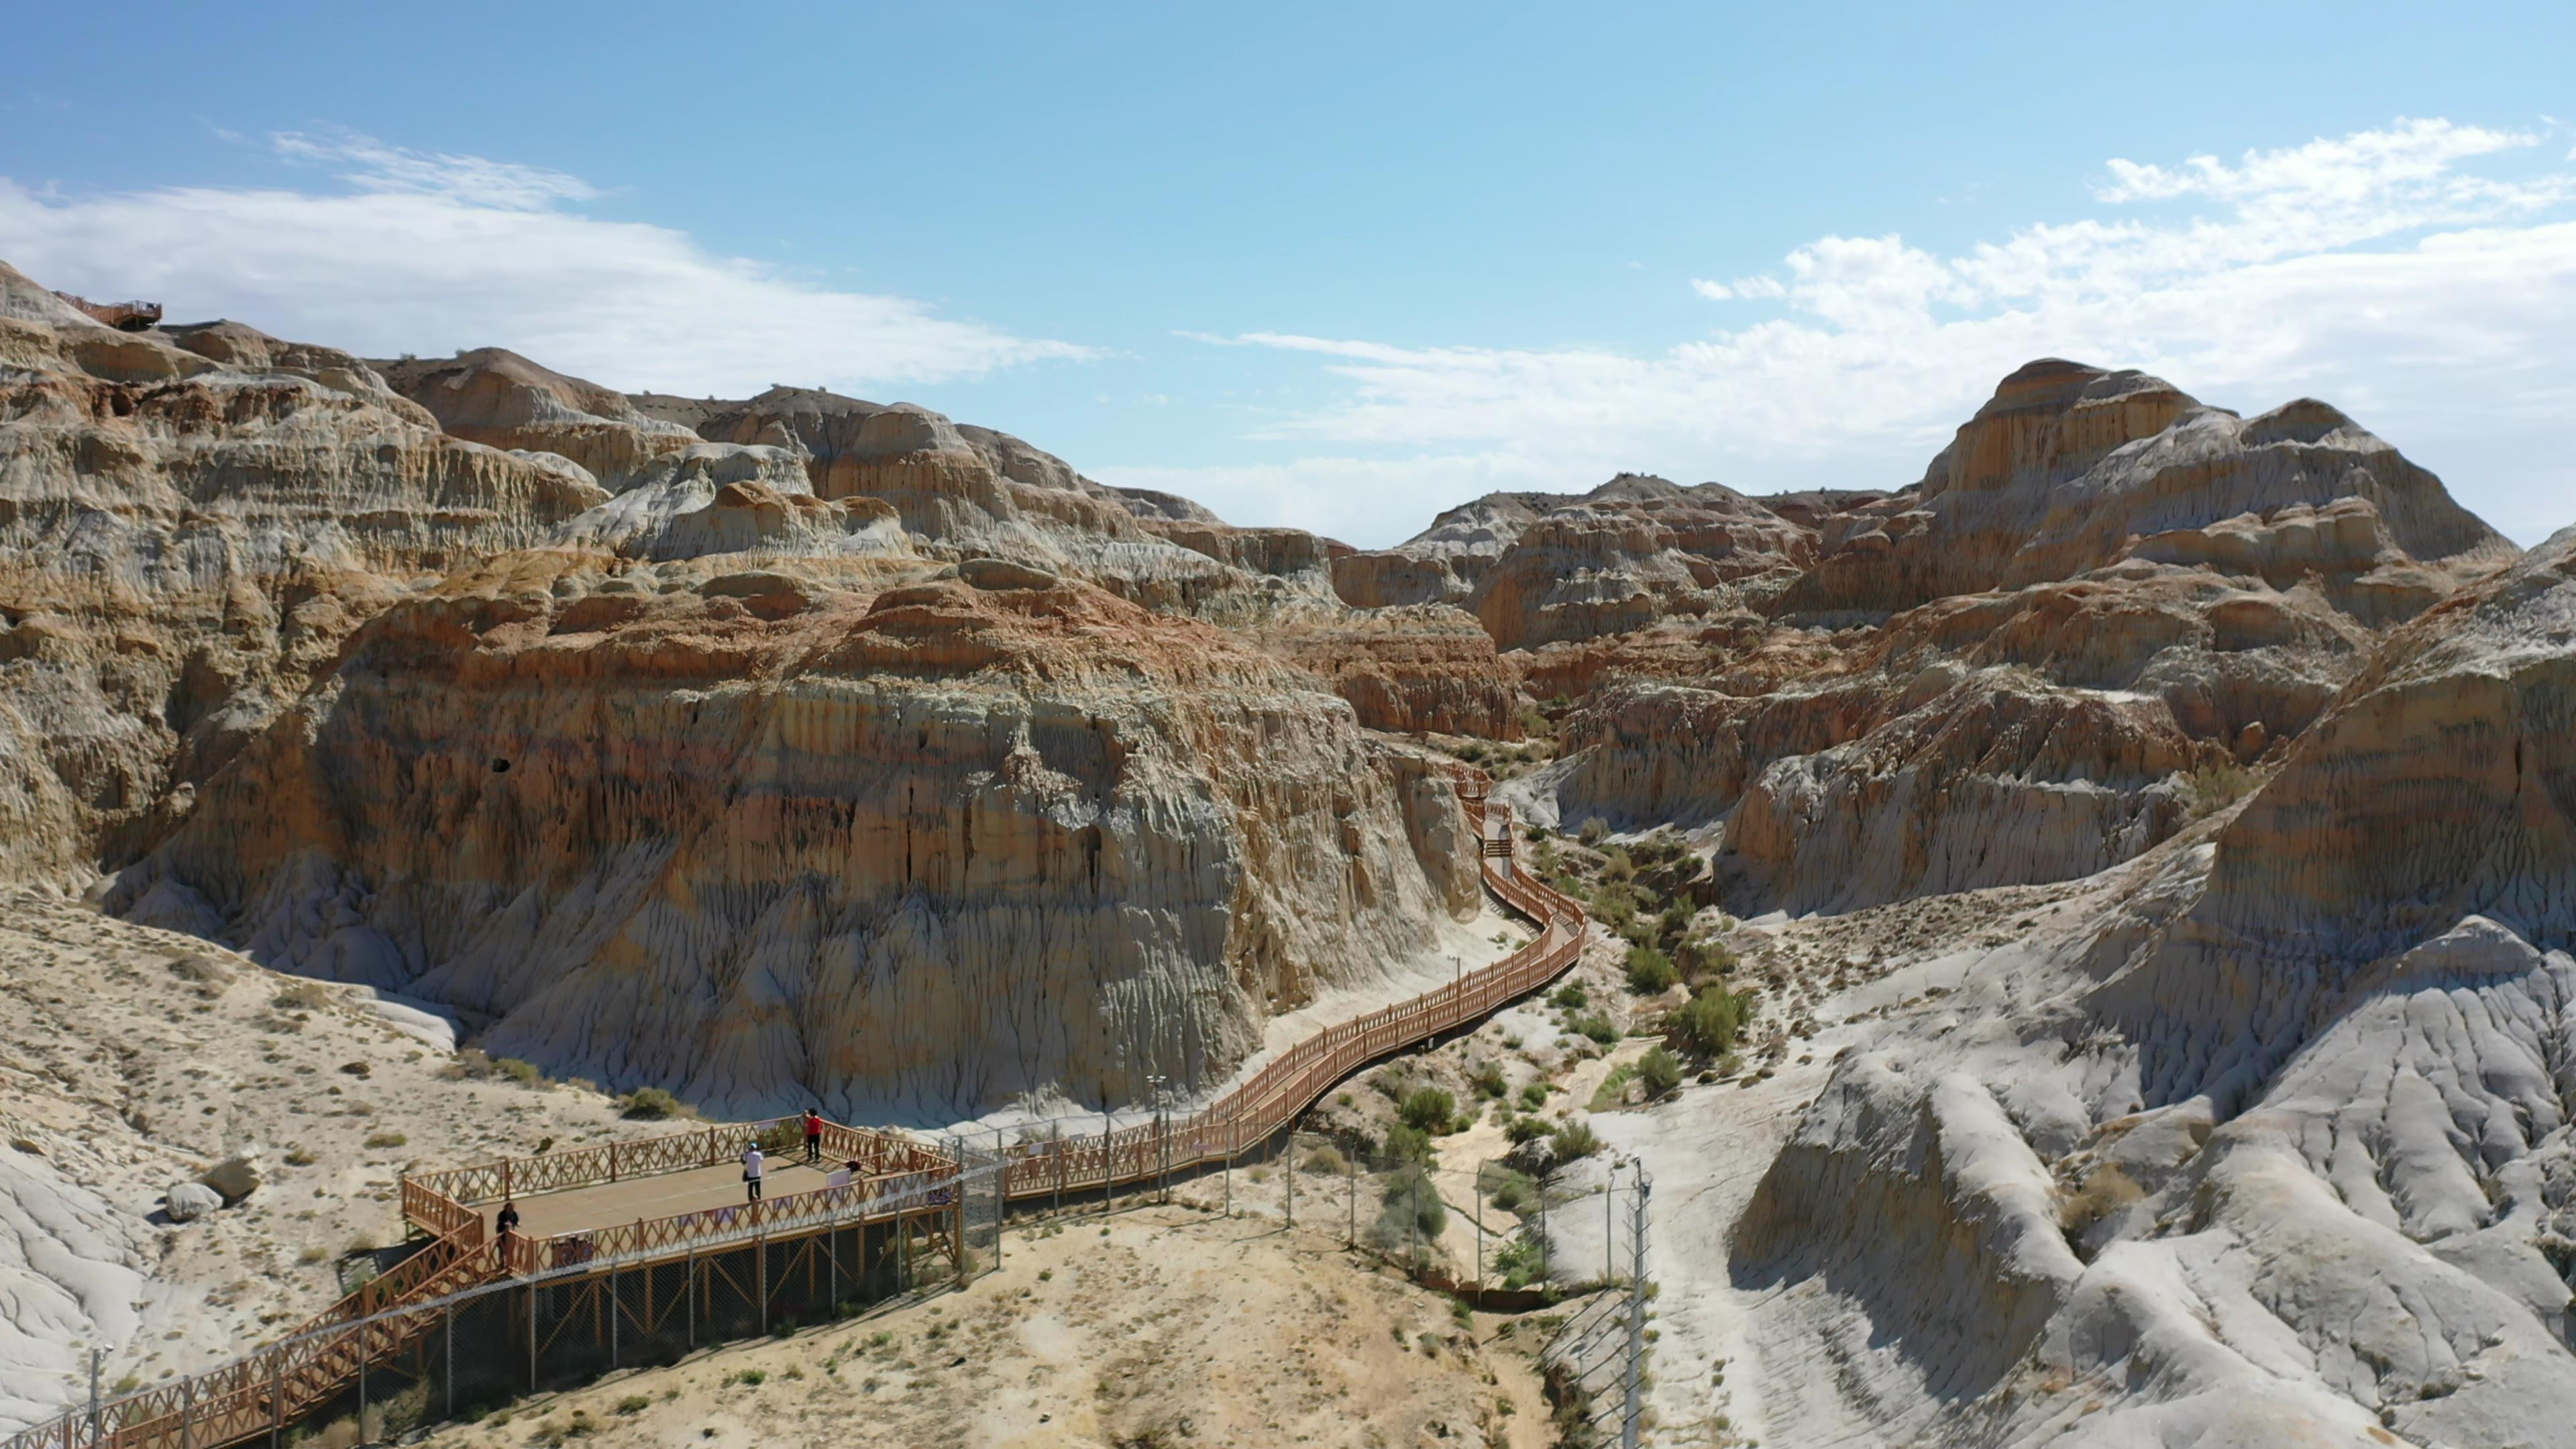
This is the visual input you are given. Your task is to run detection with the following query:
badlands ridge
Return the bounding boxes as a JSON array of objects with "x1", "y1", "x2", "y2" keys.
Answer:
[{"x1": 3, "y1": 256, "x2": 2571, "y2": 1446}]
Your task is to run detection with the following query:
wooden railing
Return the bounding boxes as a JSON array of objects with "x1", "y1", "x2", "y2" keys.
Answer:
[
  {"x1": 11, "y1": 774, "x2": 1564, "y2": 1449},
  {"x1": 498, "y1": 1164, "x2": 958, "y2": 1275},
  {"x1": 1000, "y1": 777, "x2": 1587, "y2": 1201},
  {"x1": 405, "y1": 1118, "x2": 945, "y2": 1210},
  {"x1": 27, "y1": 1215, "x2": 494, "y2": 1449}
]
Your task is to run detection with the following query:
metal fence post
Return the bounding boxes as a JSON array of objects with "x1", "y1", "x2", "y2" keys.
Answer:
[
  {"x1": 443, "y1": 1301, "x2": 453, "y2": 1421},
  {"x1": 608, "y1": 1265, "x2": 619, "y2": 1369},
  {"x1": 527, "y1": 1283, "x2": 537, "y2": 1392},
  {"x1": 1622, "y1": 1176, "x2": 1652, "y2": 1449},
  {"x1": 686, "y1": 1248, "x2": 696, "y2": 1348}
]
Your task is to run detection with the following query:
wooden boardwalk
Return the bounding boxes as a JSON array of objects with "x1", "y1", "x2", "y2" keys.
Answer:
[{"x1": 12, "y1": 773, "x2": 1587, "y2": 1449}]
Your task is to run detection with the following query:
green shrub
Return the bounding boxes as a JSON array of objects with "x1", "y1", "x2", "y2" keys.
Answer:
[
  {"x1": 1550, "y1": 981, "x2": 1589, "y2": 1011},
  {"x1": 1587, "y1": 1064, "x2": 1637, "y2": 1112},
  {"x1": 732, "y1": 1368, "x2": 765, "y2": 1387},
  {"x1": 1518, "y1": 1081, "x2": 1548, "y2": 1110},
  {"x1": 494, "y1": 1057, "x2": 542, "y2": 1085},
  {"x1": 1549, "y1": 1120, "x2": 1603, "y2": 1163},
  {"x1": 1384, "y1": 1122, "x2": 1435, "y2": 1163},
  {"x1": 1503, "y1": 1114, "x2": 1550, "y2": 1145},
  {"x1": 1638, "y1": 1046, "x2": 1683, "y2": 1098},
  {"x1": 1623, "y1": 945, "x2": 1678, "y2": 995},
  {"x1": 619, "y1": 1087, "x2": 683, "y2": 1120},
  {"x1": 1577, "y1": 817, "x2": 1609, "y2": 847},
  {"x1": 614, "y1": 1396, "x2": 650, "y2": 1416},
  {"x1": 1368, "y1": 1164, "x2": 1448, "y2": 1249},
  {"x1": 362, "y1": 1130, "x2": 407, "y2": 1150},
  {"x1": 1467, "y1": 1061, "x2": 1507, "y2": 1099},
  {"x1": 1487, "y1": 1169, "x2": 1537, "y2": 1214},
  {"x1": 1398, "y1": 1086, "x2": 1460, "y2": 1135},
  {"x1": 1672, "y1": 985, "x2": 1752, "y2": 1058},
  {"x1": 1568, "y1": 1012, "x2": 1618, "y2": 1046},
  {"x1": 1494, "y1": 1232, "x2": 1547, "y2": 1289},
  {"x1": 2184, "y1": 761, "x2": 2259, "y2": 820}
]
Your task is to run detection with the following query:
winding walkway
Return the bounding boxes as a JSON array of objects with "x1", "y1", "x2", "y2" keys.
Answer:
[{"x1": 11, "y1": 775, "x2": 1587, "y2": 1449}]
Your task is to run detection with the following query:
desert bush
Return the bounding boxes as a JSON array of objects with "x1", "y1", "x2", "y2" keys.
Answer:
[
  {"x1": 1577, "y1": 817, "x2": 1609, "y2": 847},
  {"x1": 1637, "y1": 1046, "x2": 1683, "y2": 1098},
  {"x1": 1494, "y1": 1232, "x2": 1547, "y2": 1289},
  {"x1": 1467, "y1": 1061, "x2": 1508, "y2": 1099},
  {"x1": 1548, "y1": 1120, "x2": 1603, "y2": 1163},
  {"x1": 1623, "y1": 944, "x2": 1678, "y2": 994},
  {"x1": 614, "y1": 1396, "x2": 651, "y2": 1416},
  {"x1": 619, "y1": 1087, "x2": 683, "y2": 1120},
  {"x1": 1398, "y1": 1086, "x2": 1460, "y2": 1135},
  {"x1": 272, "y1": 980, "x2": 333, "y2": 1012},
  {"x1": 1487, "y1": 1169, "x2": 1537, "y2": 1214},
  {"x1": 1368, "y1": 1163, "x2": 1448, "y2": 1250},
  {"x1": 494, "y1": 1057, "x2": 542, "y2": 1085},
  {"x1": 1587, "y1": 1064, "x2": 1637, "y2": 1113},
  {"x1": 1518, "y1": 1081, "x2": 1548, "y2": 1110},
  {"x1": 1671, "y1": 985, "x2": 1752, "y2": 1058},
  {"x1": 2184, "y1": 761, "x2": 2259, "y2": 820},
  {"x1": 1568, "y1": 1012, "x2": 1618, "y2": 1046},
  {"x1": 362, "y1": 1130, "x2": 407, "y2": 1150},
  {"x1": 2060, "y1": 1165, "x2": 2144, "y2": 1238},
  {"x1": 1302, "y1": 1144, "x2": 1348, "y2": 1175},
  {"x1": 1383, "y1": 1122, "x2": 1435, "y2": 1163},
  {"x1": 1550, "y1": 981, "x2": 1589, "y2": 1011}
]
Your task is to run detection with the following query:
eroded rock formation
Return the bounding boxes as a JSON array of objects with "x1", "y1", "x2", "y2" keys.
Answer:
[{"x1": 110, "y1": 553, "x2": 1480, "y2": 1115}]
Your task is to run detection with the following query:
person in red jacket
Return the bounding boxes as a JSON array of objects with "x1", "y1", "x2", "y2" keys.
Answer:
[{"x1": 802, "y1": 1108, "x2": 824, "y2": 1165}]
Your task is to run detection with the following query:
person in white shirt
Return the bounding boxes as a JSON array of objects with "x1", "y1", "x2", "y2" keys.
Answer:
[{"x1": 742, "y1": 1145, "x2": 765, "y2": 1203}]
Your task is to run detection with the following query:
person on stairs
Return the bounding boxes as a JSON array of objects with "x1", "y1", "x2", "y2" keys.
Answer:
[{"x1": 742, "y1": 1143, "x2": 765, "y2": 1203}]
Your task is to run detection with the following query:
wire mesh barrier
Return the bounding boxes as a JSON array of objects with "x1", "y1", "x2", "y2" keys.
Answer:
[{"x1": 1541, "y1": 1164, "x2": 1654, "y2": 1448}]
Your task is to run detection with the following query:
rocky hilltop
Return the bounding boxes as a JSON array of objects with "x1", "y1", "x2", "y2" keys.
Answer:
[{"x1": 5, "y1": 254, "x2": 2574, "y2": 1446}]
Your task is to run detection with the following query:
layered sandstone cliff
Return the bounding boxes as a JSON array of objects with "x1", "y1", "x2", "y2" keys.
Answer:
[
  {"x1": 109, "y1": 552, "x2": 1481, "y2": 1116},
  {"x1": 1518, "y1": 361, "x2": 2519, "y2": 914},
  {"x1": 0, "y1": 264, "x2": 609, "y2": 884}
]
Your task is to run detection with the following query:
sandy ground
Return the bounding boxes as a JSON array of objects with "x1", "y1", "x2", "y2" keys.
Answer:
[
  {"x1": 1570, "y1": 881, "x2": 2091, "y2": 1448},
  {"x1": 0, "y1": 891, "x2": 678, "y2": 1425},
  {"x1": 408, "y1": 1203, "x2": 1554, "y2": 1449}
]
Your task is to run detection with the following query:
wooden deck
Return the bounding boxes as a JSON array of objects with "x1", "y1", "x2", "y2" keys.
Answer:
[{"x1": 480, "y1": 1154, "x2": 857, "y2": 1240}]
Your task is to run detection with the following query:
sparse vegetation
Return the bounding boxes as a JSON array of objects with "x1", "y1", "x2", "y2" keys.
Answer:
[
  {"x1": 494, "y1": 1057, "x2": 542, "y2": 1085},
  {"x1": 2184, "y1": 761, "x2": 2259, "y2": 820},
  {"x1": 1567, "y1": 1012, "x2": 1617, "y2": 1046},
  {"x1": 1623, "y1": 943, "x2": 1678, "y2": 994},
  {"x1": 1550, "y1": 981, "x2": 1589, "y2": 1011},
  {"x1": 618, "y1": 1087, "x2": 684, "y2": 1120},
  {"x1": 1637, "y1": 1046, "x2": 1683, "y2": 1098},
  {"x1": 2060, "y1": 1165, "x2": 2144, "y2": 1239},
  {"x1": 1467, "y1": 1060, "x2": 1508, "y2": 1099},
  {"x1": 272, "y1": 980, "x2": 333, "y2": 1011},
  {"x1": 1548, "y1": 1120, "x2": 1603, "y2": 1163},
  {"x1": 362, "y1": 1130, "x2": 407, "y2": 1149},
  {"x1": 1398, "y1": 1085, "x2": 1462, "y2": 1135},
  {"x1": 1578, "y1": 817, "x2": 1610, "y2": 847},
  {"x1": 1671, "y1": 984, "x2": 1754, "y2": 1059}
]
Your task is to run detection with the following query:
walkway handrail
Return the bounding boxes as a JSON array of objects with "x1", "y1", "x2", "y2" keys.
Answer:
[
  {"x1": 10, "y1": 772, "x2": 1572, "y2": 1449},
  {"x1": 1000, "y1": 775, "x2": 1587, "y2": 1199}
]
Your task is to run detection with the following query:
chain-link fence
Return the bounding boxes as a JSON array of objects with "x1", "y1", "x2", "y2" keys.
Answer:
[{"x1": 1541, "y1": 1161, "x2": 1654, "y2": 1448}]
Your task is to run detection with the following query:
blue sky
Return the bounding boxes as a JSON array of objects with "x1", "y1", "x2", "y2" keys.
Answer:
[{"x1": 4, "y1": 2, "x2": 2572, "y2": 545}]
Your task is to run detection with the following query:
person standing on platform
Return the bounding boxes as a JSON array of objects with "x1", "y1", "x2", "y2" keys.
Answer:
[
  {"x1": 495, "y1": 1198, "x2": 521, "y2": 1267},
  {"x1": 803, "y1": 1108, "x2": 824, "y2": 1165},
  {"x1": 743, "y1": 1144, "x2": 765, "y2": 1202}
]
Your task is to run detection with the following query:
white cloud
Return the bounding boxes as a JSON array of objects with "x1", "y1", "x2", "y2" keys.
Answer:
[
  {"x1": 0, "y1": 133, "x2": 1092, "y2": 393},
  {"x1": 1172, "y1": 118, "x2": 2576, "y2": 547}
]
